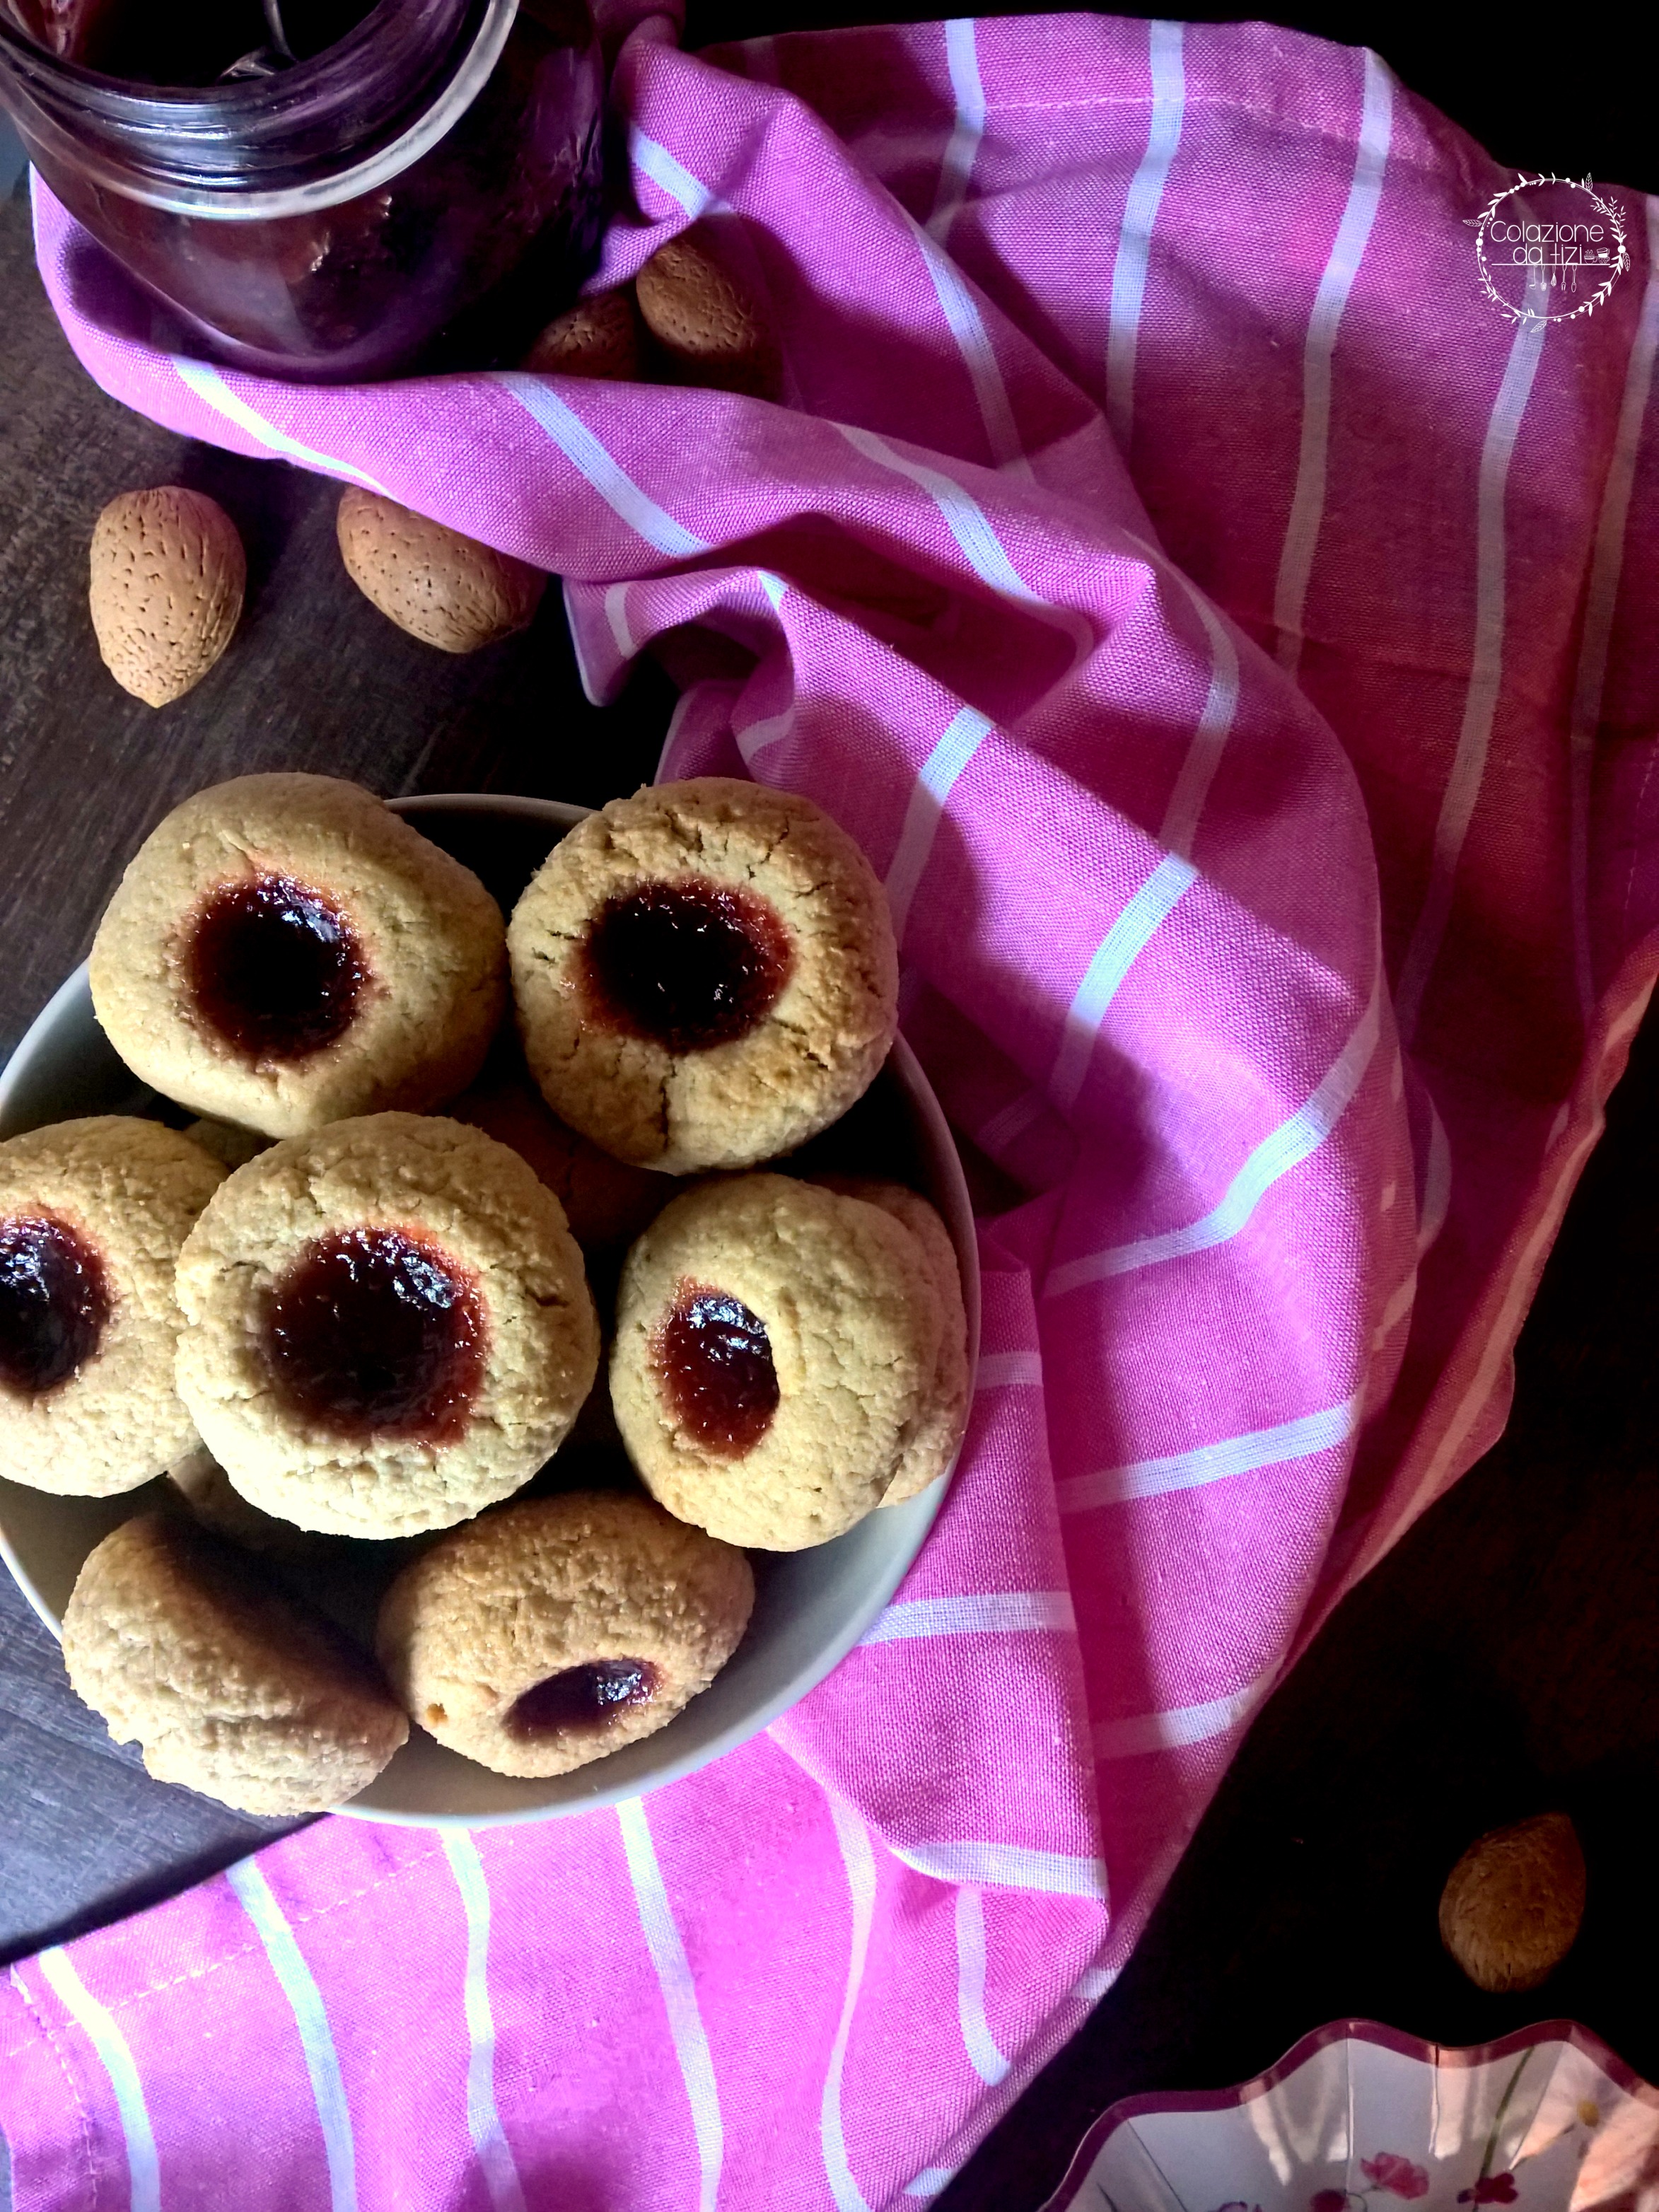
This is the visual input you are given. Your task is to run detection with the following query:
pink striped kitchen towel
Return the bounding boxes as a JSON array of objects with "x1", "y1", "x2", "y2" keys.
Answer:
[{"x1": 6, "y1": 12, "x2": 1659, "y2": 2208}]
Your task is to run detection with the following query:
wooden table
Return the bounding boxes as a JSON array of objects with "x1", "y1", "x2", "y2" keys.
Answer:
[{"x1": 3, "y1": 30, "x2": 1658, "y2": 2202}]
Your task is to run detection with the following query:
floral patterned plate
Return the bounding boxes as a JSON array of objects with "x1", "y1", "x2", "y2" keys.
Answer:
[{"x1": 1042, "y1": 2020, "x2": 1659, "y2": 2212}]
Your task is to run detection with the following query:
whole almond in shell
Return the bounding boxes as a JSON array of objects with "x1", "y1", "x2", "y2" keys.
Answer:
[
  {"x1": 635, "y1": 229, "x2": 780, "y2": 400},
  {"x1": 1438, "y1": 1811, "x2": 1585, "y2": 1992},
  {"x1": 337, "y1": 489, "x2": 546, "y2": 653},
  {"x1": 89, "y1": 487, "x2": 245, "y2": 708},
  {"x1": 523, "y1": 290, "x2": 641, "y2": 380}
]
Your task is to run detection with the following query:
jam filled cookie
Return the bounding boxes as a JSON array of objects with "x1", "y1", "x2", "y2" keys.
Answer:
[
  {"x1": 90, "y1": 774, "x2": 506, "y2": 1138},
  {"x1": 0, "y1": 1117, "x2": 225, "y2": 1496},
  {"x1": 508, "y1": 778, "x2": 898, "y2": 1174},
  {"x1": 175, "y1": 1114, "x2": 600, "y2": 1539},
  {"x1": 610, "y1": 1173, "x2": 942, "y2": 1549},
  {"x1": 376, "y1": 1491, "x2": 753, "y2": 1779},
  {"x1": 814, "y1": 1177, "x2": 970, "y2": 1506},
  {"x1": 63, "y1": 1512, "x2": 408, "y2": 1816}
]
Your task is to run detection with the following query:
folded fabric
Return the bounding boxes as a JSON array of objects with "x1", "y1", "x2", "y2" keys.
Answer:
[{"x1": 5, "y1": 13, "x2": 1658, "y2": 2208}]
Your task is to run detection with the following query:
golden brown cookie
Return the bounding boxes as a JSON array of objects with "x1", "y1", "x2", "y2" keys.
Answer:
[
  {"x1": 165, "y1": 1440, "x2": 341, "y2": 1566},
  {"x1": 611, "y1": 1173, "x2": 941, "y2": 1549},
  {"x1": 0, "y1": 1117, "x2": 225, "y2": 1496},
  {"x1": 448, "y1": 1054, "x2": 673, "y2": 1251},
  {"x1": 376, "y1": 1491, "x2": 752, "y2": 1779},
  {"x1": 62, "y1": 1512, "x2": 408, "y2": 1816},
  {"x1": 508, "y1": 779, "x2": 897, "y2": 1175},
  {"x1": 175, "y1": 1114, "x2": 600, "y2": 1539},
  {"x1": 814, "y1": 1177, "x2": 970, "y2": 1506},
  {"x1": 89, "y1": 774, "x2": 506, "y2": 1138}
]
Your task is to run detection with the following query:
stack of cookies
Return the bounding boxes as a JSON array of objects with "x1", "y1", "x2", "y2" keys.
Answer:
[{"x1": 0, "y1": 772, "x2": 969, "y2": 1817}]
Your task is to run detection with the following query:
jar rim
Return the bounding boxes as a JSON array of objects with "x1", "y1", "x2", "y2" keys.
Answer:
[{"x1": 0, "y1": 0, "x2": 523, "y2": 216}]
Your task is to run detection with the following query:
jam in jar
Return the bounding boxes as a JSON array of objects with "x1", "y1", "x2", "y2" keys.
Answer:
[{"x1": 0, "y1": 0, "x2": 605, "y2": 378}]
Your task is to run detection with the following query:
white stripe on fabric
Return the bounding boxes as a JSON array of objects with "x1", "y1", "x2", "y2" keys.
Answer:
[
  {"x1": 1048, "y1": 970, "x2": 1383, "y2": 1294},
  {"x1": 1417, "y1": 1095, "x2": 1452, "y2": 1257},
  {"x1": 1093, "y1": 1670, "x2": 1273, "y2": 1761},
  {"x1": 1158, "y1": 581, "x2": 1240, "y2": 860},
  {"x1": 1105, "y1": 20, "x2": 1185, "y2": 452},
  {"x1": 564, "y1": 582, "x2": 611, "y2": 707},
  {"x1": 494, "y1": 376, "x2": 709, "y2": 559},
  {"x1": 226, "y1": 1858, "x2": 357, "y2": 2212},
  {"x1": 884, "y1": 705, "x2": 995, "y2": 940},
  {"x1": 889, "y1": 1839, "x2": 1108, "y2": 1900},
  {"x1": 906, "y1": 2171, "x2": 958, "y2": 2199},
  {"x1": 954, "y1": 1888, "x2": 1009, "y2": 2086},
  {"x1": 928, "y1": 18, "x2": 986, "y2": 242},
  {"x1": 1051, "y1": 854, "x2": 1196, "y2": 1113},
  {"x1": 170, "y1": 357, "x2": 391, "y2": 494},
  {"x1": 822, "y1": 1793, "x2": 879, "y2": 2212},
  {"x1": 440, "y1": 1834, "x2": 528, "y2": 2212},
  {"x1": 36, "y1": 1950, "x2": 161, "y2": 2212},
  {"x1": 757, "y1": 569, "x2": 788, "y2": 612},
  {"x1": 1570, "y1": 193, "x2": 1659, "y2": 1023},
  {"x1": 913, "y1": 226, "x2": 1030, "y2": 476},
  {"x1": 734, "y1": 707, "x2": 795, "y2": 764},
  {"x1": 862, "y1": 1590, "x2": 1076, "y2": 1643},
  {"x1": 604, "y1": 581, "x2": 634, "y2": 660},
  {"x1": 617, "y1": 1800, "x2": 723, "y2": 2212},
  {"x1": 977, "y1": 1092, "x2": 1044, "y2": 1156},
  {"x1": 1272, "y1": 50, "x2": 1395, "y2": 677},
  {"x1": 837, "y1": 423, "x2": 1093, "y2": 665},
  {"x1": 1059, "y1": 1397, "x2": 1358, "y2": 1513},
  {"x1": 627, "y1": 127, "x2": 718, "y2": 219},
  {"x1": 1393, "y1": 305, "x2": 1549, "y2": 1042},
  {"x1": 1071, "y1": 1966, "x2": 1118, "y2": 2004},
  {"x1": 973, "y1": 1348, "x2": 1043, "y2": 1389},
  {"x1": 1372, "y1": 1268, "x2": 1417, "y2": 1348}
]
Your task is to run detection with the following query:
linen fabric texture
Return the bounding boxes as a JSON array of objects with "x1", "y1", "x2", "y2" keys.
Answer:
[{"x1": 6, "y1": 12, "x2": 1659, "y2": 2208}]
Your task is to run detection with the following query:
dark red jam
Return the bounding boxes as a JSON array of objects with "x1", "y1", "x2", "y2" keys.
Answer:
[
  {"x1": 583, "y1": 878, "x2": 793, "y2": 1054},
  {"x1": 656, "y1": 1281, "x2": 779, "y2": 1456},
  {"x1": 0, "y1": 1215, "x2": 111, "y2": 1397},
  {"x1": 508, "y1": 1658, "x2": 657, "y2": 1737},
  {"x1": 187, "y1": 875, "x2": 368, "y2": 1066},
  {"x1": 262, "y1": 1228, "x2": 484, "y2": 1442}
]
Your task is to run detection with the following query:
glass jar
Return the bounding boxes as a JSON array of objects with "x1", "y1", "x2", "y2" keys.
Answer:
[{"x1": 0, "y1": 0, "x2": 605, "y2": 380}]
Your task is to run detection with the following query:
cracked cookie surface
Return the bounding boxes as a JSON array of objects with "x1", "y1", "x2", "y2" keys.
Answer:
[
  {"x1": 63, "y1": 1511, "x2": 408, "y2": 1815},
  {"x1": 1, "y1": 1116, "x2": 226, "y2": 1496},
  {"x1": 813, "y1": 1177, "x2": 970, "y2": 1505},
  {"x1": 611, "y1": 1172, "x2": 941, "y2": 1549},
  {"x1": 507, "y1": 778, "x2": 897, "y2": 1174},
  {"x1": 377, "y1": 1490, "x2": 753, "y2": 1778},
  {"x1": 91, "y1": 773, "x2": 506, "y2": 1137},
  {"x1": 175, "y1": 1112, "x2": 599, "y2": 1539}
]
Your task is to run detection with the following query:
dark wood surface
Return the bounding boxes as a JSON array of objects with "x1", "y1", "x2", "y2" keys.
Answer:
[{"x1": 2, "y1": 18, "x2": 1658, "y2": 2203}]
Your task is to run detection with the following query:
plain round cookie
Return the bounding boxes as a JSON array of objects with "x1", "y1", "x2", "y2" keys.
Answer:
[
  {"x1": 377, "y1": 1491, "x2": 754, "y2": 1778},
  {"x1": 90, "y1": 773, "x2": 506, "y2": 1137},
  {"x1": 0, "y1": 1117, "x2": 225, "y2": 1496},
  {"x1": 175, "y1": 1114, "x2": 600, "y2": 1539},
  {"x1": 611, "y1": 1173, "x2": 941, "y2": 1549},
  {"x1": 815, "y1": 1177, "x2": 970, "y2": 1506},
  {"x1": 63, "y1": 1513, "x2": 408, "y2": 1816},
  {"x1": 508, "y1": 778, "x2": 897, "y2": 1174}
]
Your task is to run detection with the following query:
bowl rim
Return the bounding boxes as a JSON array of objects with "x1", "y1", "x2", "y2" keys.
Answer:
[
  {"x1": 1040, "y1": 2016, "x2": 1659, "y2": 2212},
  {"x1": 0, "y1": 788, "x2": 979, "y2": 1829}
]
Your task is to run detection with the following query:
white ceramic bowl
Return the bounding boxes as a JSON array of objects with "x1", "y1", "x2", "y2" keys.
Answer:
[
  {"x1": 1043, "y1": 2018, "x2": 1659, "y2": 2212},
  {"x1": 0, "y1": 793, "x2": 979, "y2": 1827}
]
